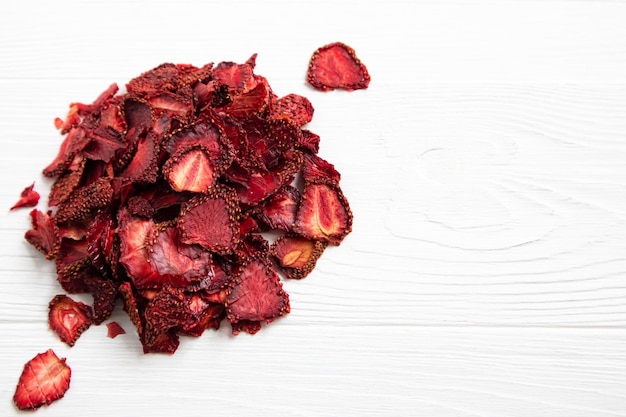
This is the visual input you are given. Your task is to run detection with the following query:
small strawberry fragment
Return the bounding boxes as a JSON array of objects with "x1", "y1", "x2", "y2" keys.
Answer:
[
  {"x1": 55, "y1": 177, "x2": 114, "y2": 224},
  {"x1": 226, "y1": 259, "x2": 290, "y2": 324},
  {"x1": 255, "y1": 185, "x2": 300, "y2": 232},
  {"x1": 106, "y1": 321, "x2": 126, "y2": 339},
  {"x1": 24, "y1": 209, "x2": 59, "y2": 260},
  {"x1": 13, "y1": 349, "x2": 71, "y2": 411},
  {"x1": 294, "y1": 183, "x2": 353, "y2": 245},
  {"x1": 307, "y1": 42, "x2": 370, "y2": 91},
  {"x1": 48, "y1": 294, "x2": 93, "y2": 346},
  {"x1": 10, "y1": 182, "x2": 40, "y2": 210},
  {"x1": 271, "y1": 234, "x2": 327, "y2": 279}
]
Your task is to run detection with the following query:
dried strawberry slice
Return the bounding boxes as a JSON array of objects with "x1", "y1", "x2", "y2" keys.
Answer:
[
  {"x1": 294, "y1": 183, "x2": 353, "y2": 245},
  {"x1": 11, "y1": 182, "x2": 40, "y2": 210},
  {"x1": 302, "y1": 153, "x2": 341, "y2": 185},
  {"x1": 178, "y1": 186, "x2": 241, "y2": 254},
  {"x1": 88, "y1": 278, "x2": 118, "y2": 325},
  {"x1": 146, "y1": 223, "x2": 214, "y2": 289},
  {"x1": 273, "y1": 94, "x2": 314, "y2": 127},
  {"x1": 25, "y1": 209, "x2": 60, "y2": 260},
  {"x1": 119, "y1": 281, "x2": 143, "y2": 336},
  {"x1": 123, "y1": 98, "x2": 153, "y2": 132},
  {"x1": 48, "y1": 294, "x2": 93, "y2": 346},
  {"x1": 255, "y1": 185, "x2": 300, "y2": 232},
  {"x1": 212, "y1": 57, "x2": 257, "y2": 93},
  {"x1": 117, "y1": 208, "x2": 158, "y2": 287},
  {"x1": 55, "y1": 177, "x2": 114, "y2": 224},
  {"x1": 307, "y1": 42, "x2": 370, "y2": 91},
  {"x1": 226, "y1": 259, "x2": 290, "y2": 324},
  {"x1": 163, "y1": 145, "x2": 217, "y2": 193},
  {"x1": 43, "y1": 127, "x2": 90, "y2": 177},
  {"x1": 297, "y1": 129, "x2": 321, "y2": 154},
  {"x1": 271, "y1": 235, "x2": 327, "y2": 279},
  {"x1": 119, "y1": 133, "x2": 158, "y2": 184},
  {"x1": 106, "y1": 321, "x2": 126, "y2": 338},
  {"x1": 13, "y1": 349, "x2": 71, "y2": 411},
  {"x1": 230, "y1": 319, "x2": 261, "y2": 335},
  {"x1": 82, "y1": 128, "x2": 125, "y2": 163},
  {"x1": 48, "y1": 156, "x2": 86, "y2": 207}
]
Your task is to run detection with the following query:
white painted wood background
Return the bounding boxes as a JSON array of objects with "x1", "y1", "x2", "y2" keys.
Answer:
[{"x1": 1, "y1": 0, "x2": 625, "y2": 415}]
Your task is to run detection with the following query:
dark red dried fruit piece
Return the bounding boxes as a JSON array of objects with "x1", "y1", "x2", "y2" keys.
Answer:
[
  {"x1": 48, "y1": 156, "x2": 86, "y2": 207},
  {"x1": 255, "y1": 185, "x2": 300, "y2": 232},
  {"x1": 226, "y1": 259, "x2": 290, "y2": 324},
  {"x1": 163, "y1": 145, "x2": 217, "y2": 193},
  {"x1": 273, "y1": 94, "x2": 314, "y2": 127},
  {"x1": 302, "y1": 153, "x2": 341, "y2": 185},
  {"x1": 106, "y1": 321, "x2": 126, "y2": 338},
  {"x1": 307, "y1": 42, "x2": 370, "y2": 92},
  {"x1": 271, "y1": 234, "x2": 327, "y2": 279},
  {"x1": 297, "y1": 129, "x2": 321, "y2": 154},
  {"x1": 25, "y1": 209, "x2": 59, "y2": 259},
  {"x1": 55, "y1": 177, "x2": 114, "y2": 224},
  {"x1": 294, "y1": 183, "x2": 353, "y2": 245},
  {"x1": 48, "y1": 294, "x2": 93, "y2": 346},
  {"x1": 178, "y1": 186, "x2": 241, "y2": 254},
  {"x1": 13, "y1": 349, "x2": 71, "y2": 411},
  {"x1": 10, "y1": 182, "x2": 40, "y2": 210}
]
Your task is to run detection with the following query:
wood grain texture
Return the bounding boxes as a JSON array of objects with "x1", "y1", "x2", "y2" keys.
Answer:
[{"x1": 1, "y1": 0, "x2": 625, "y2": 416}]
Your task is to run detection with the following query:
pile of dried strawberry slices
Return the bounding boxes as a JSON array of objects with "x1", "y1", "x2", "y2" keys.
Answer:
[{"x1": 13, "y1": 43, "x2": 370, "y2": 411}]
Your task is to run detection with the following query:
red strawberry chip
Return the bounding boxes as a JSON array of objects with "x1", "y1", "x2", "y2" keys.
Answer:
[
  {"x1": 307, "y1": 42, "x2": 370, "y2": 91},
  {"x1": 10, "y1": 182, "x2": 40, "y2": 210},
  {"x1": 13, "y1": 349, "x2": 71, "y2": 411},
  {"x1": 48, "y1": 294, "x2": 93, "y2": 346}
]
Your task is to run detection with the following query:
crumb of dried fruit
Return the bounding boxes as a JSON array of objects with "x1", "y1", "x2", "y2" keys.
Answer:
[
  {"x1": 106, "y1": 321, "x2": 126, "y2": 339},
  {"x1": 23, "y1": 54, "x2": 353, "y2": 355}
]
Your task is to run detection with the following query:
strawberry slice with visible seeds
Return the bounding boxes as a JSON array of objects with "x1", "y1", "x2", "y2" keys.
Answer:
[
  {"x1": 163, "y1": 146, "x2": 216, "y2": 193},
  {"x1": 226, "y1": 259, "x2": 290, "y2": 324},
  {"x1": 10, "y1": 182, "x2": 40, "y2": 210},
  {"x1": 255, "y1": 185, "x2": 300, "y2": 232},
  {"x1": 178, "y1": 186, "x2": 241, "y2": 254},
  {"x1": 294, "y1": 183, "x2": 353, "y2": 245},
  {"x1": 307, "y1": 42, "x2": 370, "y2": 92},
  {"x1": 13, "y1": 349, "x2": 71, "y2": 411},
  {"x1": 48, "y1": 294, "x2": 93, "y2": 346},
  {"x1": 271, "y1": 234, "x2": 327, "y2": 279},
  {"x1": 55, "y1": 178, "x2": 114, "y2": 224},
  {"x1": 302, "y1": 153, "x2": 341, "y2": 185},
  {"x1": 24, "y1": 209, "x2": 60, "y2": 260},
  {"x1": 273, "y1": 93, "x2": 314, "y2": 127}
]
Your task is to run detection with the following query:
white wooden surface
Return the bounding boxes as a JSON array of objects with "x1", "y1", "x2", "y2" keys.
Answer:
[{"x1": 1, "y1": 1, "x2": 625, "y2": 416}]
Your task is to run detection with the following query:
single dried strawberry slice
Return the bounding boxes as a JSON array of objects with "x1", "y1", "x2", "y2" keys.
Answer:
[
  {"x1": 226, "y1": 259, "x2": 290, "y2": 324},
  {"x1": 43, "y1": 127, "x2": 90, "y2": 177},
  {"x1": 178, "y1": 186, "x2": 241, "y2": 254},
  {"x1": 88, "y1": 277, "x2": 118, "y2": 325},
  {"x1": 146, "y1": 223, "x2": 214, "y2": 289},
  {"x1": 271, "y1": 234, "x2": 327, "y2": 279},
  {"x1": 11, "y1": 182, "x2": 40, "y2": 210},
  {"x1": 307, "y1": 42, "x2": 370, "y2": 91},
  {"x1": 302, "y1": 152, "x2": 341, "y2": 185},
  {"x1": 48, "y1": 294, "x2": 93, "y2": 346},
  {"x1": 273, "y1": 94, "x2": 314, "y2": 127},
  {"x1": 230, "y1": 319, "x2": 261, "y2": 335},
  {"x1": 255, "y1": 185, "x2": 300, "y2": 232},
  {"x1": 163, "y1": 146, "x2": 217, "y2": 193},
  {"x1": 13, "y1": 349, "x2": 71, "y2": 411},
  {"x1": 55, "y1": 177, "x2": 114, "y2": 224},
  {"x1": 123, "y1": 98, "x2": 153, "y2": 132},
  {"x1": 82, "y1": 128, "x2": 125, "y2": 163},
  {"x1": 25, "y1": 209, "x2": 60, "y2": 260},
  {"x1": 119, "y1": 281, "x2": 143, "y2": 336},
  {"x1": 48, "y1": 156, "x2": 86, "y2": 207},
  {"x1": 297, "y1": 129, "x2": 321, "y2": 154},
  {"x1": 117, "y1": 208, "x2": 157, "y2": 286},
  {"x1": 212, "y1": 57, "x2": 257, "y2": 93},
  {"x1": 294, "y1": 183, "x2": 353, "y2": 245},
  {"x1": 119, "y1": 133, "x2": 158, "y2": 184},
  {"x1": 106, "y1": 321, "x2": 126, "y2": 338}
]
